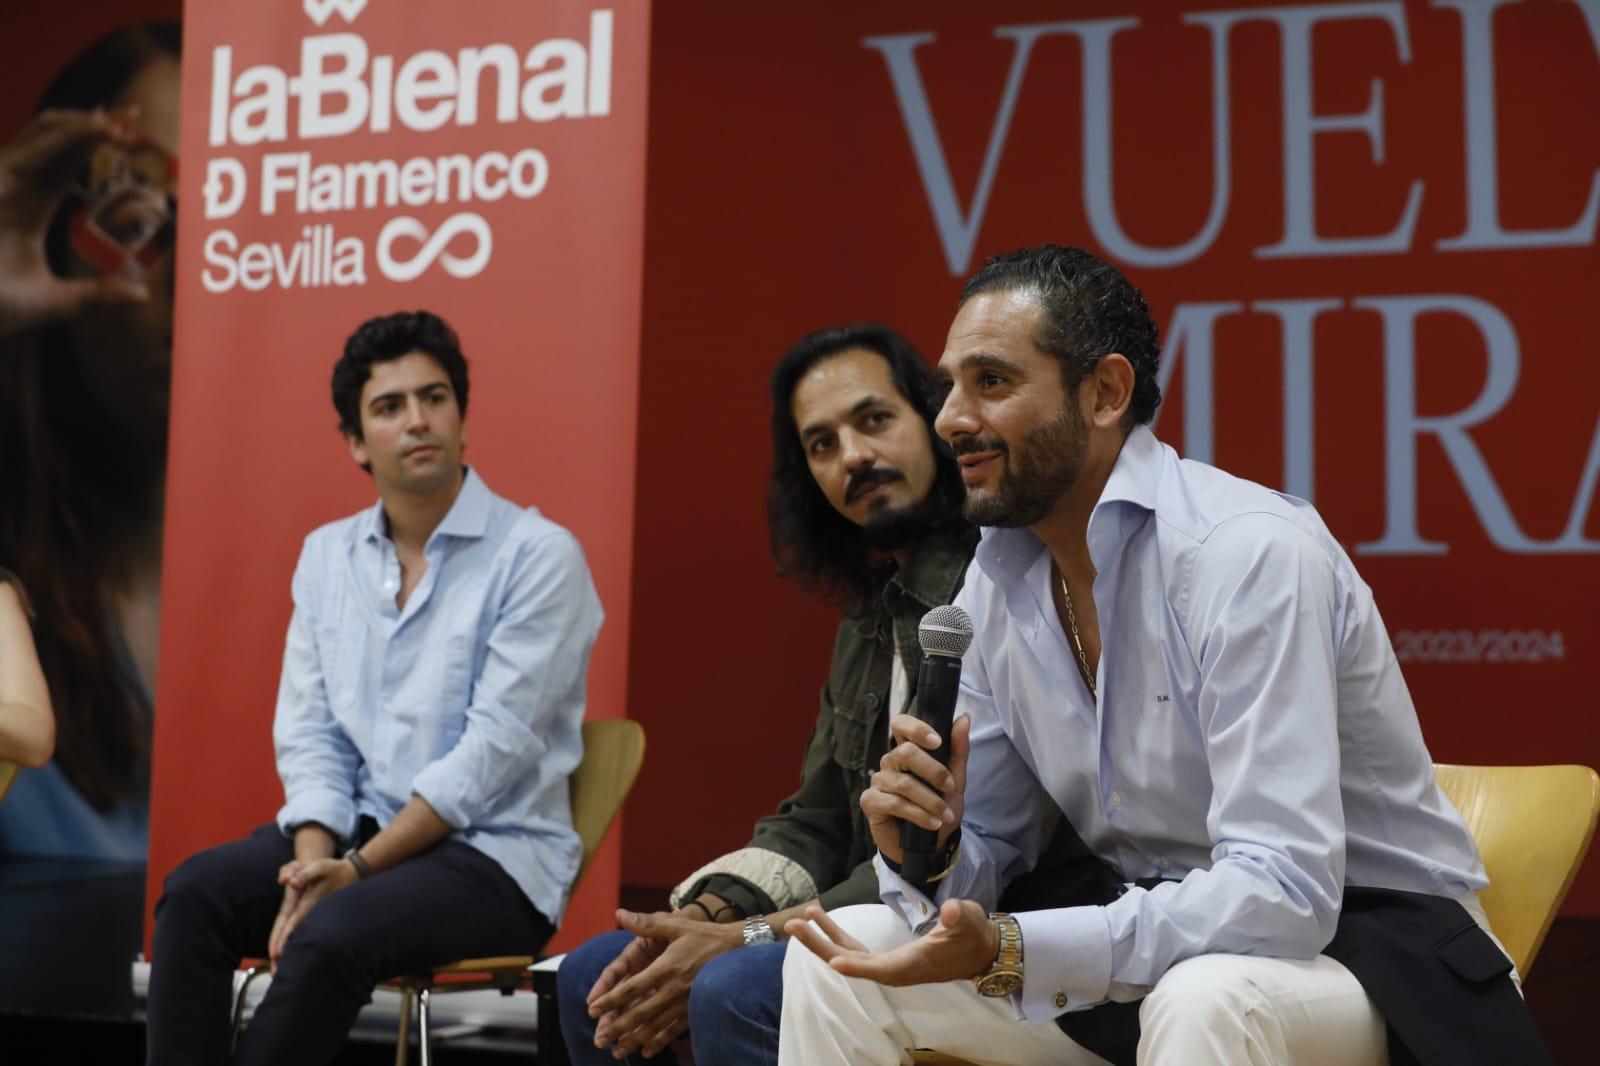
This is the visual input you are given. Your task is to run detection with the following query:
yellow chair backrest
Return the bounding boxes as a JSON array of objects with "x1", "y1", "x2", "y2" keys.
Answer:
[
  {"x1": 913, "y1": 763, "x2": 1599, "y2": 1065},
  {"x1": 570, "y1": 718, "x2": 646, "y2": 888},
  {"x1": 1434, "y1": 763, "x2": 1600, "y2": 975}
]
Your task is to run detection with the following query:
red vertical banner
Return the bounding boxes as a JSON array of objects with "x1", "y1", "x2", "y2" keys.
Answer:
[{"x1": 150, "y1": 0, "x2": 650, "y2": 951}]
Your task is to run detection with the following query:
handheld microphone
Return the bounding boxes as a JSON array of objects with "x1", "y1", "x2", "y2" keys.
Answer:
[{"x1": 899, "y1": 604, "x2": 974, "y2": 884}]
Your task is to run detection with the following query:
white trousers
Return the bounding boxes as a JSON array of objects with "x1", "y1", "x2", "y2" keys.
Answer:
[{"x1": 778, "y1": 905, "x2": 1389, "y2": 1066}]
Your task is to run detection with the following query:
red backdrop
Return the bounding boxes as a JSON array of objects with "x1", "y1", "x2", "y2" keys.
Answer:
[
  {"x1": 624, "y1": 0, "x2": 1600, "y2": 913},
  {"x1": 141, "y1": 0, "x2": 1600, "y2": 947}
]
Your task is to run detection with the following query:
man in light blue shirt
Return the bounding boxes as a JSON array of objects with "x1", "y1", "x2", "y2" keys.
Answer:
[
  {"x1": 781, "y1": 247, "x2": 1548, "y2": 1065},
  {"x1": 147, "y1": 310, "x2": 602, "y2": 1066}
]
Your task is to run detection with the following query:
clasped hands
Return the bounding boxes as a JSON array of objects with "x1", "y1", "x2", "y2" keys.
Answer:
[
  {"x1": 585, "y1": 905, "x2": 745, "y2": 1059},
  {"x1": 267, "y1": 855, "x2": 359, "y2": 969},
  {"x1": 786, "y1": 712, "x2": 1000, "y2": 986}
]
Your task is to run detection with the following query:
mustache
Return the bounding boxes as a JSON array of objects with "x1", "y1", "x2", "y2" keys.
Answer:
[
  {"x1": 950, "y1": 436, "x2": 1008, "y2": 459},
  {"x1": 845, "y1": 466, "x2": 906, "y2": 503}
]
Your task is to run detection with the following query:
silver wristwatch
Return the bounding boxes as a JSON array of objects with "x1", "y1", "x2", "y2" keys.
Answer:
[{"x1": 742, "y1": 916, "x2": 776, "y2": 946}]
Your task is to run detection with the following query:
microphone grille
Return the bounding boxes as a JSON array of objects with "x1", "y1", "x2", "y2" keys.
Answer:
[{"x1": 919, "y1": 605, "x2": 974, "y2": 658}]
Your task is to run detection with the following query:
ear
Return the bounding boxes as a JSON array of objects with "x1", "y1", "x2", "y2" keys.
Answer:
[
  {"x1": 460, "y1": 420, "x2": 469, "y2": 452},
  {"x1": 1088, "y1": 353, "x2": 1135, "y2": 430},
  {"x1": 345, "y1": 430, "x2": 369, "y2": 468}
]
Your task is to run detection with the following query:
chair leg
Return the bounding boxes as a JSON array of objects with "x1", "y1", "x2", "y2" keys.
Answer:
[
  {"x1": 537, "y1": 985, "x2": 571, "y2": 1066},
  {"x1": 394, "y1": 986, "x2": 413, "y2": 1066},
  {"x1": 419, "y1": 987, "x2": 433, "y2": 1066},
  {"x1": 230, "y1": 964, "x2": 268, "y2": 1051}
]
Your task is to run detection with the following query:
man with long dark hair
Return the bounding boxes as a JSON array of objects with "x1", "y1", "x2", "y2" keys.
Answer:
[
  {"x1": 781, "y1": 246, "x2": 1548, "y2": 1065},
  {"x1": 557, "y1": 324, "x2": 976, "y2": 1065},
  {"x1": 146, "y1": 310, "x2": 602, "y2": 1066}
]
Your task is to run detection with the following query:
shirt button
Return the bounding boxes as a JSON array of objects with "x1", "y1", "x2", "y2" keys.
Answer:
[
  {"x1": 863, "y1": 692, "x2": 881, "y2": 709},
  {"x1": 1108, "y1": 791, "x2": 1123, "y2": 808},
  {"x1": 1054, "y1": 992, "x2": 1068, "y2": 1009}
]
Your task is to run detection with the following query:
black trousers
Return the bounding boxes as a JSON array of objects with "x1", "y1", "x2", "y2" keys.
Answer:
[{"x1": 146, "y1": 821, "x2": 553, "y2": 1066}]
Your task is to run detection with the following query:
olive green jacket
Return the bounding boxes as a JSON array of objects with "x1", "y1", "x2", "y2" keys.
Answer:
[{"x1": 672, "y1": 524, "x2": 979, "y2": 916}]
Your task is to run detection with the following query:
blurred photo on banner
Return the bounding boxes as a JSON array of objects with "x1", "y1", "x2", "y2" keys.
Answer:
[{"x1": 0, "y1": 13, "x2": 182, "y2": 863}]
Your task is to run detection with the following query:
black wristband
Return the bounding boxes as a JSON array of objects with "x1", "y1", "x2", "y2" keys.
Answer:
[
  {"x1": 886, "y1": 827, "x2": 961, "y2": 894},
  {"x1": 682, "y1": 899, "x2": 714, "y2": 922},
  {"x1": 343, "y1": 847, "x2": 373, "y2": 879}
]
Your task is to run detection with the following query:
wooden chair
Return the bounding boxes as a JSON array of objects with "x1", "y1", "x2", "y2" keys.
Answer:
[
  {"x1": 231, "y1": 718, "x2": 646, "y2": 1066},
  {"x1": 910, "y1": 763, "x2": 1600, "y2": 1066},
  {"x1": 1433, "y1": 763, "x2": 1600, "y2": 975}
]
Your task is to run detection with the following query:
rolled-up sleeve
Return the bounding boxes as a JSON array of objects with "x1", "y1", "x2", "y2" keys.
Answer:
[
  {"x1": 411, "y1": 526, "x2": 602, "y2": 829},
  {"x1": 274, "y1": 542, "x2": 361, "y2": 841}
]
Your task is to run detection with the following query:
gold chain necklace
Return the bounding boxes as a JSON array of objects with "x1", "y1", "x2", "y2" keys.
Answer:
[{"x1": 1057, "y1": 569, "x2": 1097, "y2": 701}]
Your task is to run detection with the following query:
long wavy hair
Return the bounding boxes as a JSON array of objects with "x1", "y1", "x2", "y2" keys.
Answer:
[
  {"x1": 0, "y1": 22, "x2": 181, "y2": 811},
  {"x1": 766, "y1": 324, "x2": 965, "y2": 604}
]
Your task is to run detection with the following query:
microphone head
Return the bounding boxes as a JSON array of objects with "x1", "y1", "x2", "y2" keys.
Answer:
[{"x1": 919, "y1": 605, "x2": 974, "y2": 658}]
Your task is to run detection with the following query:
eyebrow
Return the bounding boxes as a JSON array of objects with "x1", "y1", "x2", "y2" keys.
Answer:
[
  {"x1": 366, "y1": 381, "x2": 450, "y2": 410},
  {"x1": 799, "y1": 393, "x2": 896, "y2": 442},
  {"x1": 938, "y1": 352, "x2": 1028, "y2": 383}
]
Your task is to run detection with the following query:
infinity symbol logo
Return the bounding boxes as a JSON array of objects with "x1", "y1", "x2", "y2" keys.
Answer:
[
  {"x1": 376, "y1": 213, "x2": 493, "y2": 283},
  {"x1": 303, "y1": 0, "x2": 368, "y2": 27}
]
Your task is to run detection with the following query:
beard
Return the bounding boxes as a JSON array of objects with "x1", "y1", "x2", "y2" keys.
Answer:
[
  {"x1": 860, "y1": 499, "x2": 932, "y2": 552},
  {"x1": 959, "y1": 404, "x2": 1086, "y2": 528}
]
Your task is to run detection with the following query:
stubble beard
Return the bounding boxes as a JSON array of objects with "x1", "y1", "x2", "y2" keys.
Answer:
[{"x1": 961, "y1": 405, "x2": 1086, "y2": 528}]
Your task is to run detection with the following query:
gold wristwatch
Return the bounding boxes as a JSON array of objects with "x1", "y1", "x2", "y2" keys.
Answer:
[{"x1": 973, "y1": 912, "x2": 1023, "y2": 997}]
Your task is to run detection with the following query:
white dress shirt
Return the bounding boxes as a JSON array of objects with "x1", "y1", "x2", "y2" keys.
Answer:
[{"x1": 878, "y1": 425, "x2": 1486, "y2": 1022}]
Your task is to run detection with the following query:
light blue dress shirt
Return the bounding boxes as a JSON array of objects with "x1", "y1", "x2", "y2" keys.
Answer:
[
  {"x1": 878, "y1": 425, "x2": 1486, "y2": 1022},
  {"x1": 274, "y1": 468, "x2": 602, "y2": 924}
]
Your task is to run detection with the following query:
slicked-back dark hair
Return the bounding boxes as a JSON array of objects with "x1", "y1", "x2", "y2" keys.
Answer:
[
  {"x1": 332, "y1": 310, "x2": 470, "y2": 439},
  {"x1": 767, "y1": 324, "x2": 964, "y2": 603},
  {"x1": 961, "y1": 245, "x2": 1162, "y2": 426}
]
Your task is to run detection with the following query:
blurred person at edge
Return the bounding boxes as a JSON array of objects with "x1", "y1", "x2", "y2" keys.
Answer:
[
  {"x1": 1, "y1": 569, "x2": 54, "y2": 780},
  {"x1": 557, "y1": 324, "x2": 978, "y2": 1065},
  {"x1": 0, "y1": 22, "x2": 179, "y2": 858}
]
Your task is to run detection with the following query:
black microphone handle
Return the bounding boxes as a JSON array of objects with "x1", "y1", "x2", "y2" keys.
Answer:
[{"x1": 900, "y1": 653, "x2": 962, "y2": 884}]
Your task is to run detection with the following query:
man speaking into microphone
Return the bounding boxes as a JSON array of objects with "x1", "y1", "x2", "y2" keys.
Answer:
[{"x1": 781, "y1": 246, "x2": 1549, "y2": 1065}]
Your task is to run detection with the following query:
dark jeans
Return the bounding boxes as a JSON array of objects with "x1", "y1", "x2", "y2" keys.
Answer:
[
  {"x1": 147, "y1": 821, "x2": 552, "y2": 1066},
  {"x1": 558, "y1": 929, "x2": 784, "y2": 1066}
]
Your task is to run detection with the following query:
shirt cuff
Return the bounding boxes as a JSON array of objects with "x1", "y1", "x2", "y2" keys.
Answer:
[
  {"x1": 874, "y1": 852, "x2": 942, "y2": 932},
  {"x1": 412, "y1": 760, "x2": 473, "y2": 829},
  {"x1": 276, "y1": 786, "x2": 358, "y2": 842},
  {"x1": 1013, "y1": 906, "x2": 1114, "y2": 1022}
]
